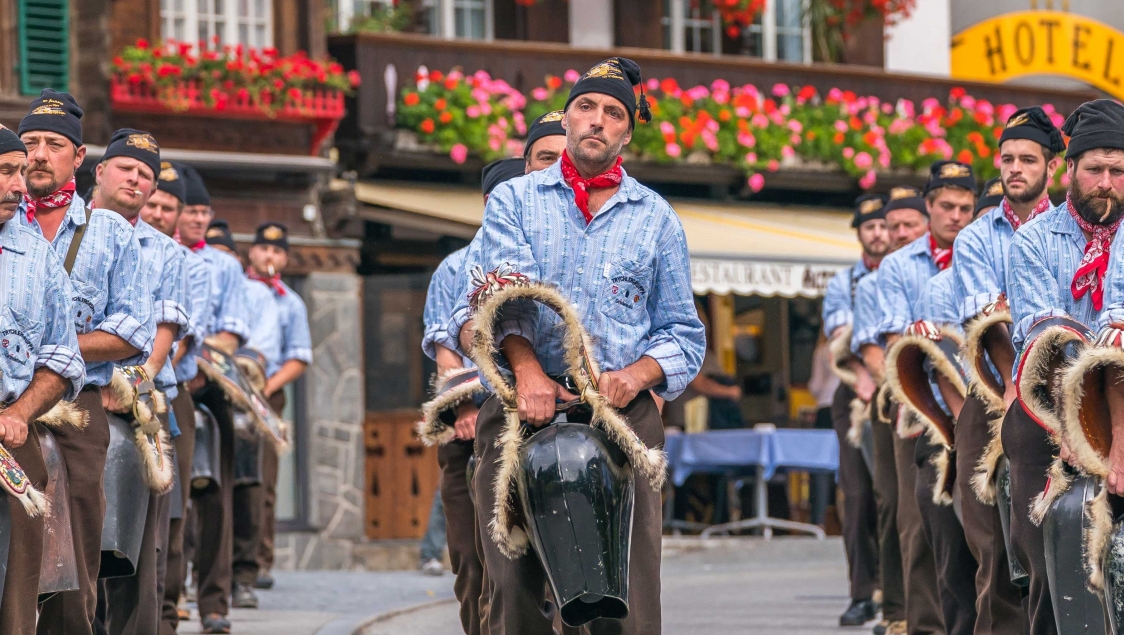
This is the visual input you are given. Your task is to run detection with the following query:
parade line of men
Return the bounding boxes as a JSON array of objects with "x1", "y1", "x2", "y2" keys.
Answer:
[
  {"x1": 824, "y1": 97, "x2": 1124, "y2": 635},
  {"x1": 0, "y1": 88, "x2": 310, "y2": 634}
]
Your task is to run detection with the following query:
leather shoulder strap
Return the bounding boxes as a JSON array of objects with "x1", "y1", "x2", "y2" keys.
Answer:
[{"x1": 63, "y1": 208, "x2": 93, "y2": 275}]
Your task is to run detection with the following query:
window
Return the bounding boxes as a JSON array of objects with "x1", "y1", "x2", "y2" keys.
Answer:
[
  {"x1": 159, "y1": 0, "x2": 272, "y2": 48},
  {"x1": 774, "y1": 0, "x2": 805, "y2": 62},
  {"x1": 335, "y1": 0, "x2": 438, "y2": 35},
  {"x1": 18, "y1": 0, "x2": 70, "y2": 95},
  {"x1": 453, "y1": 0, "x2": 488, "y2": 40},
  {"x1": 664, "y1": 0, "x2": 810, "y2": 63},
  {"x1": 662, "y1": 0, "x2": 721, "y2": 54}
]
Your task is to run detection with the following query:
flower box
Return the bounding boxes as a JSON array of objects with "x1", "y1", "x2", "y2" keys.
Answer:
[{"x1": 110, "y1": 77, "x2": 346, "y2": 156}]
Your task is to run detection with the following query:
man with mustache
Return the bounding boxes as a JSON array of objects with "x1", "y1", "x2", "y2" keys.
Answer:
[
  {"x1": 0, "y1": 125, "x2": 86, "y2": 635},
  {"x1": 1005, "y1": 99, "x2": 1124, "y2": 635},
  {"x1": 18, "y1": 91, "x2": 154, "y2": 635},
  {"x1": 448, "y1": 57, "x2": 705, "y2": 635},
  {"x1": 951, "y1": 107, "x2": 1063, "y2": 635},
  {"x1": 141, "y1": 162, "x2": 215, "y2": 635},
  {"x1": 852, "y1": 186, "x2": 942, "y2": 635},
  {"x1": 822, "y1": 193, "x2": 889, "y2": 628}
]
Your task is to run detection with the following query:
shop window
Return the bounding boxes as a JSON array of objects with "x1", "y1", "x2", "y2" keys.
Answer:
[
  {"x1": 160, "y1": 0, "x2": 273, "y2": 48},
  {"x1": 18, "y1": 0, "x2": 69, "y2": 95},
  {"x1": 662, "y1": 0, "x2": 721, "y2": 54}
]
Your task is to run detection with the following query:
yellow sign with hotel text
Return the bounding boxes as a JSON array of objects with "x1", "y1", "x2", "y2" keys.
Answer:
[{"x1": 951, "y1": 11, "x2": 1124, "y2": 100}]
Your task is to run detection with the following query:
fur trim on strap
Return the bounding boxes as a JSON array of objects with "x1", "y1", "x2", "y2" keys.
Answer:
[
  {"x1": 196, "y1": 357, "x2": 254, "y2": 413},
  {"x1": 930, "y1": 448, "x2": 954, "y2": 506},
  {"x1": 1028, "y1": 457, "x2": 1073, "y2": 527},
  {"x1": 108, "y1": 366, "x2": 167, "y2": 435},
  {"x1": 970, "y1": 413, "x2": 1006, "y2": 505},
  {"x1": 875, "y1": 385, "x2": 893, "y2": 425},
  {"x1": 416, "y1": 371, "x2": 488, "y2": 446},
  {"x1": 234, "y1": 356, "x2": 267, "y2": 393},
  {"x1": 963, "y1": 309, "x2": 1012, "y2": 417},
  {"x1": 1059, "y1": 344, "x2": 1124, "y2": 479},
  {"x1": 830, "y1": 325, "x2": 859, "y2": 389},
  {"x1": 884, "y1": 328, "x2": 965, "y2": 447},
  {"x1": 846, "y1": 398, "x2": 867, "y2": 448},
  {"x1": 36, "y1": 399, "x2": 89, "y2": 431},
  {"x1": 471, "y1": 281, "x2": 668, "y2": 558},
  {"x1": 132, "y1": 423, "x2": 175, "y2": 494},
  {"x1": 204, "y1": 335, "x2": 237, "y2": 356},
  {"x1": 895, "y1": 406, "x2": 927, "y2": 440},
  {"x1": 1017, "y1": 325, "x2": 1088, "y2": 436},
  {"x1": 1086, "y1": 486, "x2": 1113, "y2": 590}
]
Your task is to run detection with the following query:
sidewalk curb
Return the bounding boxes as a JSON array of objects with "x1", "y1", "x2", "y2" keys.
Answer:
[{"x1": 312, "y1": 597, "x2": 458, "y2": 635}]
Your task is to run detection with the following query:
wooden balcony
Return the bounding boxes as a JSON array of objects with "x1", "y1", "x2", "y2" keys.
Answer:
[{"x1": 329, "y1": 32, "x2": 1098, "y2": 193}]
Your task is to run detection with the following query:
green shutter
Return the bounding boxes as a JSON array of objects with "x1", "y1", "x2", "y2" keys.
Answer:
[{"x1": 18, "y1": 0, "x2": 70, "y2": 95}]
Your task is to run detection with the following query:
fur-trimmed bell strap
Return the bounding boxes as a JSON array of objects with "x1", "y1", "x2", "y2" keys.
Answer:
[
  {"x1": 416, "y1": 368, "x2": 488, "y2": 446},
  {"x1": 884, "y1": 321, "x2": 965, "y2": 449},
  {"x1": 829, "y1": 325, "x2": 859, "y2": 389},
  {"x1": 1015, "y1": 316, "x2": 1093, "y2": 436},
  {"x1": 0, "y1": 400, "x2": 87, "y2": 518},
  {"x1": 964, "y1": 296, "x2": 1013, "y2": 418},
  {"x1": 470, "y1": 280, "x2": 667, "y2": 558}
]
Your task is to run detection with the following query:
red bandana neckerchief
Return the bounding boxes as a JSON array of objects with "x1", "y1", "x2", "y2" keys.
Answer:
[
  {"x1": 928, "y1": 234, "x2": 952, "y2": 271},
  {"x1": 1068, "y1": 195, "x2": 1123, "y2": 311},
  {"x1": 247, "y1": 269, "x2": 286, "y2": 296},
  {"x1": 23, "y1": 178, "x2": 76, "y2": 224},
  {"x1": 559, "y1": 150, "x2": 623, "y2": 225},
  {"x1": 1000, "y1": 196, "x2": 1051, "y2": 231},
  {"x1": 189, "y1": 240, "x2": 206, "y2": 253},
  {"x1": 861, "y1": 253, "x2": 880, "y2": 271}
]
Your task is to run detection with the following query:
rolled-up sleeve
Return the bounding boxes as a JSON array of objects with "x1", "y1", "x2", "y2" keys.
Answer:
[
  {"x1": 422, "y1": 249, "x2": 465, "y2": 360},
  {"x1": 38, "y1": 257, "x2": 85, "y2": 399},
  {"x1": 642, "y1": 228, "x2": 705, "y2": 400},
  {"x1": 100, "y1": 231, "x2": 152, "y2": 366},
  {"x1": 154, "y1": 244, "x2": 189, "y2": 338},
  {"x1": 954, "y1": 222, "x2": 1005, "y2": 325},
  {"x1": 281, "y1": 294, "x2": 313, "y2": 365},
  {"x1": 821, "y1": 268, "x2": 853, "y2": 336},
  {"x1": 214, "y1": 253, "x2": 251, "y2": 342}
]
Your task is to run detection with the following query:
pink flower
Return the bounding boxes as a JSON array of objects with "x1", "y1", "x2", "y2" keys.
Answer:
[
  {"x1": 767, "y1": 159, "x2": 780, "y2": 172},
  {"x1": 745, "y1": 152, "x2": 757, "y2": 163},
  {"x1": 879, "y1": 152, "x2": 891, "y2": 168},
  {"x1": 735, "y1": 106, "x2": 751, "y2": 118},
  {"x1": 489, "y1": 137, "x2": 502, "y2": 151},
  {"x1": 466, "y1": 105, "x2": 481, "y2": 118},
  {"x1": 496, "y1": 117, "x2": 508, "y2": 129},
  {"x1": 881, "y1": 103, "x2": 893, "y2": 114},
  {"x1": 713, "y1": 91, "x2": 729, "y2": 105},
  {"x1": 854, "y1": 151, "x2": 873, "y2": 170},
  {"x1": 771, "y1": 83, "x2": 790, "y2": 97},
  {"x1": 1042, "y1": 103, "x2": 1056, "y2": 115},
  {"x1": 856, "y1": 97, "x2": 868, "y2": 111},
  {"x1": 976, "y1": 100, "x2": 994, "y2": 116},
  {"x1": 781, "y1": 145, "x2": 795, "y2": 158},
  {"x1": 660, "y1": 121, "x2": 676, "y2": 136},
  {"x1": 1061, "y1": 172, "x2": 1072, "y2": 187},
  {"x1": 834, "y1": 120, "x2": 848, "y2": 133},
  {"x1": 748, "y1": 173, "x2": 765, "y2": 193},
  {"x1": 960, "y1": 95, "x2": 976, "y2": 110},
  {"x1": 888, "y1": 119, "x2": 912, "y2": 135},
  {"x1": 827, "y1": 88, "x2": 843, "y2": 102},
  {"x1": 507, "y1": 140, "x2": 524, "y2": 155},
  {"x1": 790, "y1": 134, "x2": 801, "y2": 145},
  {"x1": 702, "y1": 130, "x2": 719, "y2": 152},
  {"x1": 532, "y1": 87, "x2": 549, "y2": 101},
  {"x1": 752, "y1": 114, "x2": 770, "y2": 129},
  {"x1": 1049, "y1": 112, "x2": 1065, "y2": 128},
  {"x1": 786, "y1": 120, "x2": 803, "y2": 133},
  {"x1": 711, "y1": 79, "x2": 731, "y2": 93},
  {"x1": 993, "y1": 155, "x2": 1002, "y2": 169},
  {"x1": 687, "y1": 85, "x2": 710, "y2": 100},
  {"x1": 480, "y1": 102, "x2": 493, "y2": 116},
  {"x1": 665, "y1": 143, "x2": 682, "y2": 158},
  {"x1": 997, "y1": 104, "x2": 1018, "y2": 122},
  {"x1": 705, "y1": 119, "x2": 720, "y2": 133},
  {"x1": 859, "y1": 170, "x2": 877, "y2": 189},
  {"x1": 842, "y1": 147, "x2": 855, "y2": 159},
  {"x1": 514, "y1": 112, "x2": 527, "y2": 135},
  {"x1": 896, "y1": 99, "x2": 915, "y2": 119},
  {"x1": 779, "y1": 104, "x2": 791, "y2": 116},
  {"x1": 863, "y1": 110, "x2": 876, "y2": 125},
  {"x1": 450, "y1": 144, "x2": 468, "y2": 164},
  {"x1": 921, "y1": 97, "x2": 940, "y2": 112},
  {"x1": 647, "y1": 78, "x2": 659, "y2": 91},
  {"x1": 564, "y1": 69, "x2": 580, "y2": 83}
]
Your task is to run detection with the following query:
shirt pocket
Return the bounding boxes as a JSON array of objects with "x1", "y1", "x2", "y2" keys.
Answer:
[
  {"x1": 0, "y1": 306, "x2": 42, "y2": 383},
  {"x1": 70, "y1": 280, "x2": 107, "y2": 334},
  {"x1": 601, "y1": 257, "x2": 651, "y2": 326}
]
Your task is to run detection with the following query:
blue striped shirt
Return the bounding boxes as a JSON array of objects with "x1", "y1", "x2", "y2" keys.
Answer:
[
  {"x1": 953, "y1": 207, "x2": 1017, "y2": 325},
  {"x1": 921, "y1": 268, "x2": 960, "y2": 327},
  {"x1": 0, "y1": 220, "x2": 85, "y2": 401},
  {"x1": 196, "y1": 245, "x2": 250, "y2": 341},
  {"x1": 448, "y1": 163, "x2": 706, "y2": 400},
  {"x1": 423, "y1": 247, "x2": 472, "y2": 364},
  {"x1": 822, "y1": 260, "x2": 873, "y2": 336},
  {"x1": 244, "y1": 279, "x2": 282, "y2": 370},
  {"x1": 875, "y1": 233, "x2": 941, "y2": 341},
  {"x1": 1007, "y1": 204, "x2": 1108, "y2": 351},
  {"x1": 173, "y1": 247, "x2": 213, "y2": 383},
  {"x1": 274, "y1": 280, "x2": 312, "y2": 375},
  {"x1": 242, "y1": 276, "x2": 312, "y2": 377},
  {"x1": 135, "y1": 219, "x2": 189, "y2": 395},
  {"x1": 851, "y1": 272, "x2": 881, "y2": 354},
  {"x1": 19, "y1": 195, "x2": 152, "y2": 387}
]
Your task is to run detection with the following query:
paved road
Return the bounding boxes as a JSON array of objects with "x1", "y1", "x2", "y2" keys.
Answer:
[{"x1": 363, "y1": 537, "x2": 862, "y2": 635}]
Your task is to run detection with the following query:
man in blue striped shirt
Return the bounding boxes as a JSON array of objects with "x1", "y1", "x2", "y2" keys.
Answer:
[
  {"x1": 450, "y1": 58, "x2": 704, "y2": 635},
  {"x1": 0, "y1": 125, "x2": 86, "y2": 635},
  {"x1": 19, "y1": 93, "x2": 154, "y2": 635}
]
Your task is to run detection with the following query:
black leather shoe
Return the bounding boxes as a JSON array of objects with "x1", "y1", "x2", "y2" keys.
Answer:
[
  {"x1": 232, "y1": 582, "x2": 259, "y2": 609},
  {"x1": 254, "y1": 573, "x2": 275, "y2": 589},
  {"x1": 872, "y1": 619, "x2": 890, "y2": 635},
  {"x1": 839, "y1": 599, "x2": 878, "y2": 626},
  {"x1": 202, "y1": 613, "x2": 232, "y2": 634}
]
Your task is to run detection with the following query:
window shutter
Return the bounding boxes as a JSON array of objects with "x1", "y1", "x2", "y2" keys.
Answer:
[{"x1": 18, "y1": 0, "x2": 70, "y2": 95}]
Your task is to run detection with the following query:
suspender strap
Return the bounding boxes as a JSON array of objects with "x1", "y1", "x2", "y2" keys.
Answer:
[{"x1": 63, "y1": 208, "x2": 93, "y2": 275}]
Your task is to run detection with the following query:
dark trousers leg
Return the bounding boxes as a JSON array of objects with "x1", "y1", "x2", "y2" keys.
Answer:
[
  {"x1": 38, "y1": 387, "x2": 111, "y2": 635},
  {"x1": 916, "y1": 458, "x2": 978, "y2": 635},
  {"x1": 831, "y1": 384, "x2": 878, "y2": 601},
  {"x1": 872, "y1": 419, "x2": 905, "y2": 621},
  {"x1": 893, "y1": 432, "x2": 944, "y2": 635},
  {"x1": 192, "y1": 391, "x2": 234, "y2": 618},
  {"x1": 104, "y1": 490, "x2": 170, "y2": 635},
  {"x1": 474, "y1": 394, "x2": 664, "y2": 635},
  {"x1": 955, "y1": 395, "x2": 1026, "y2": 635},
  {"x1": 0, "y1": 431, "x2": 46, "y2": 635},
  {"x1": 440, "y1": 440, "x2": 485, "y2": 635},
  {"x1": 232, "y1": 478, "x2": 262, "y2": 585},
  {"x1": 256, "y1": 391, "x2": 285, "y2": 576},
  {"x1": 1001, "y1": 402, "x2": 1057, "y2": 635},
  {"x1": 162, "y1": 386, "x2": 196, "y2": 634}
]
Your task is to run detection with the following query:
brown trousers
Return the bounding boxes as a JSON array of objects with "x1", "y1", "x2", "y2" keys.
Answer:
[
  {"x1": 257, "y1": 391, "x2": 285, "y2": 574},
  {"x1": 0, "y1": 430, "x2": 46, "y2": 635},
  {"x1": 38, "y1": 386, "x2": 111, "y2": 635},
  {"x1": 871, "y1": 408, "x2": 905, "y2": 621},
  {"x1": 1000, "y1": 402, "x2": 1057, "y2": 635},
  {"x1": 915, "y1": 450, "x2": 977, "y2": 635},
  {"x1": 954, "y1": 395, "x2": 1026, "y2": 635},
  {"x1": 233, "y1": 392, "x2": 285, "y2": 585},
  {"x1": 474, "y1": 393, "x2": 663, "y2": 635},
  {"x1": 440, "y1": 439, "x2": 486, "y2": 635},
  {"x1": 191, "y1": 388, "x2": 235, "y2": 617},
  {"x1": 161, "y1": 386, "x2": 196, "y2": 634},
  {"x1": 830, "y1": 384, "x2": 879, "y2": 601},
  {"x1": 893, "y1": 431, "x2": 944, "y2": 635}
]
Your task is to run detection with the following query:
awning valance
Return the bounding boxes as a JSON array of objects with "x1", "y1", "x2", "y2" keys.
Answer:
[{"x1": 352, "y1": 179, "x2": 859, "y2": 297}]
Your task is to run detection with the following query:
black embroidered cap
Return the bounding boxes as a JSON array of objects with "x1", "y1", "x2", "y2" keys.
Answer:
[
  {"x1": 523, "y1": 110, "x2": 566, "y2": 158},
  {"x1": 180, "y1": 164, "x2": 211, "y2": 207},
  {"x1": 564, "y1": 58, "x2": 651, "y2": 128},
  {"x1": 481, "y1": 157, "x2": 525, "y2": 198},
  {"x1": 101, "y1": 128, "x2": 161, "y2": 177},
  {"x1": 883, "y1": 185, "x2": 928, "y2": 217},
  {"x1": 851, "y1": 193, "x2": 887, "y2": 229},
  {"x1": 18, "y1": 89, "x2": 83, "y2": 147},
  {"x1": 155, "y1": 161, "x2": 186, "y2": 203},
  {"x1": 1062, "y1": 99, "x2": 1124, "y2": 159},
  {"x1": 205, "y1": 219, "x2": 237, "y2": 252},
  {"x1": 253, "y1": 222, "x2": 289, "y2": 251},
  {"x1": 999, "y1": 106, "x2": 1066, "y2": 154},
  {"x1": 0, "y1": 125, "x2": 26, "y2": 156},
  {"x1": 976, "y1": 177, "x2": 1004, "y2": 214},
  {"x1": 924, "y1": 160, "x2": 976, "y2": 196}
]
